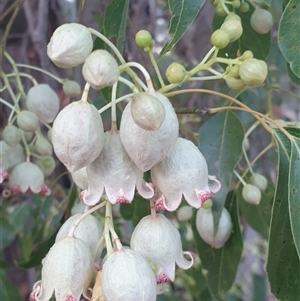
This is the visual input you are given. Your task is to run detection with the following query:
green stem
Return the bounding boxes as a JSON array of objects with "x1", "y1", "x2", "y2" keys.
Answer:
[
  {"x1": 98, "y1": 93, "x2": 135, "y2": 114},
  {"x1": 233, "y1": 170, "x2": 247, "y2": 186},
  {"x1": 7, "y1": 72, "x2": 38, "y2": 86},
  {"x1": 148, "y1": 50, "x2": 165, "y2": 88}
]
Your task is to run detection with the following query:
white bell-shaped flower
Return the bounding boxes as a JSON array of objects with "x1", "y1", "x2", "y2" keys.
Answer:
[
  {"x1": 26, "y1": 84, "x2": 60, "y2": 124},
  {"x1": 30, "y1": 237, "x2": 94, "y2": 301},
  {"x1": 55, "y1": 213, "x2": 103, "y2": 265},
  {"x1": 47, "y1": 23, "x2": 93, "y2": 68},
  {"x1": 71, "y1": 166, "x2": 88, "y2": 190},
  {"x1": 130, "y1": 214, "x2": 194, "y2": 283},
  {"x1": 151, "y1": 137, "x2": 221, "y2": 211},
  {"x1": 82, "y1": 131, "x2": 154, "y2": 206},
  {"x1": 196, "y1": 207, "x2": 232, "y2": 249},
  {"x1": 52, "y1": 100, "x2": 104, "y2": 172},
  {"x1": 9, "y1": 162, "x2": 50, "y2": 195},
  {"x1": 102, "y1": 248, "x2": 157, "y2": 301},
  {"x1": 120, "y1": 92, "x2": 178, "y2": 172}
]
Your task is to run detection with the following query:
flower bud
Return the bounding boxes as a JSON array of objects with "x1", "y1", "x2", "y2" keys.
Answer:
[
  {"x1": 47, "y1": 23, "x2": 93, "y2": 68},
  {"x1": 221, "y1": 20, "x2": 243, "y2": 42},
  {"x1": 211, "y1": 29, "x2": 230, "y2": 49},
  {"x1": 26, "y1": 84, "x2": 60, "y2": 124},
  {"x1": 240, "y1": 50, "x2": 254, "y2": 61},
  {"x1": 165, "y1": 62, "x2": 186, "y2": 84},
  {"x1": 3, "y1": 125, "x2": 21, "y2": 147},
  {"x1": 239, "y1": 58, "x2": 268, "y2": 86},
  {"x1": 225, "y1": 75, "x2": 246, "y2": 90},
  {"x1": 242, "y1": 184, "x2": 261, "y2": 205},
  {"x1": 249, "y1": 173, "x2": 268, "y2": 192},
  {"x1": 9, "y1": 162, "x2": 50, "y2": 195},
  {"x1": 196, "y1": 207, "x2": 232, "y2": 248},
  {"x1": 30, "y1": 237, "x2": 94, "y2": 301},
  {"x1": 120, "y1": 92, "x2": 178, "y2": 172},
  {"x1": 36, "y1": 156, "x2": 56, "y2": 177},
  {"x1": 177, "y1": 206, "x2": 193, "y2": 222},
  {"x1": 24, "y1": 131, "x2": 34, "y2": 142},
  {"x1": 201, "y1": 198, "x2": 213, "y2": 209},
  {"x1": 52, "y1": 100, "x2": 104, "y2": 172},
  {"x1": 130, "y1": 92, "x2": 165, "y2": 131},
  {"x1": 239, "y1": 2, "x2": 249, "y2": 13},
  {"x1": 35, "y1": 136, "x2": 53, "y2": 156},
  {"x1": 131, "y1": 214, "x2": 194, "y2": 283},
  {"x1": 224, "y1": 13, "x2": 241, "y2": 23},
  {"x1": 135, "y1": 30, "x2": 153, "y2": 49},
  {"x1": 250, "y1": 9, "x2": 273, "y2": 34},
  {"x1": 0, "y1": 142, "x2": 26, "y2": 171},
  {"x1": 17, "y1": 110, "x2": 39, "y2": 132},
  {"x1": 71, "y1": 166, "x2": 88, "y2": 190},
  {"x1": 82, "y1": 50, "x2": 119, "y2": 90},
  {"x1": 102, "y1": 248, "x2": 157, "y2": 301},
  {"x1": 62, "y1": 80, "x2": 81, "y2": 97}
]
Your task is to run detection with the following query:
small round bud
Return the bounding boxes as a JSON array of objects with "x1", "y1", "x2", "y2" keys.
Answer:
[
  {"x1": 250, "y1": 9, "x2": 273, "y2": 34},
  {"x1": 35, "y1": 136, "x2": 53, "y2": 156},
  {"x1": 232, "y1": 0, "x2": 241, "y2": 8},
  {"x1": 225, "y1": 75, "x2": 246, "y2": 90},
  {"x1": 221, "y1": 20, "x2": 243, "y2": 42},
  {"x1": 201, "y1": 198, "x2": 213, "y2": 209},
  {"x1": 239, "y1": 58, "x2": 268, "y2": 86},
  {"x1": 240, "y1": 50, "x2": 254, "y2": 61},
  {"x1": 250, "y1": 173, "x2": 268, "y2": 192},
  {"x1": 17, "y1": 110, "x2": 39, "y2": 132},
  {"x1": 23, "y1": 131, "x2": 34, "y2": 143},
  {"x1": 62, "y1": 80, "x2": 81, "y2": 97},
  {"x1": 225, "y1": 13, "x2": 241, "y2": 22},
  {"x1": 135, "y1": 30, "x2": 153, "y2": 49},
  {"x1": 228, "y1": 64, "x2": 240, "y2": 78},
  {"x1": 211, "y1": 29, "x2": 230, "y2": 49},
  {"x1": 177, "y1": 206, "x2": 193, "y2": 222},
  {"x1": 36, "y1": 156, "x2": 56, "y2": 177},
  {"x1": 239, "y1": 2, "x2": 249, "y2": 13},
  {"x1": 82, "y1": 50, "x2": 119, "y2": 90},
  {"x1": 47, "y1": 23, "x2": 93, "y2": 68},
  {"x1": 3, "y1": 125, "x2": 21, "y2": 147},
  {"x1": 130, "y1": 92, "x2": 166, "y2": 131},
  {"x1": 165, "y1": 62, "x2": 186, "y2": 84},
  {"x1": 216, "y1": 4, "x2": 227, "y2": 17},
  {"x1": 242, "y1": 184, "x2": 261, "y2": 205}
]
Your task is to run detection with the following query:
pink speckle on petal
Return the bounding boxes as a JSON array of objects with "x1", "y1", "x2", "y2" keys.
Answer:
[
  {"x1": 79, "y1": 191, "x2": 85, "y2": 200},
  {"x1": 116, "y1": 193, "x2": 130, "y2": 204},
  {"x1": 64, "y1": 294, "x2": 77, "y2": 301},
  {"x1": 10, "y1": 184, "x2": 22, "y2": 194},
  {"x1": 154, "y1": 199, "x2": 167, "y2": 211},
  {"x1": 196, "y1": 190, "x2": 212, "y2": 204},
  {"x1": 0, "y1": 171, "x2": 9, "y2": 183},
  {"x1": 29, "y1": 291, "x2": 36, "y2": 301},
  {"x1": 156, "y1": 272, "x2": 171, "y2": 284},
  {"x1": 39, "y1": 184, "x2": 50, "y2": 196}
]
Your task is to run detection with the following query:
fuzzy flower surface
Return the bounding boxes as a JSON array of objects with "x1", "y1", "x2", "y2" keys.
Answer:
[
  {"x1": 82, "y1": 131, "x2": 154, "y2": 206},
  {"x1": 151, "y1": 137, "x2": 221, "y2": 211},
  {"x1": 9, "y1": 162, "x2": 50, "y2": 195},
  {"x1": 130, "y1": 214, "x2": 194, "y2": 283},
  {"x1": 30, "y1": 237, "x2": 94, "y2": 301}
]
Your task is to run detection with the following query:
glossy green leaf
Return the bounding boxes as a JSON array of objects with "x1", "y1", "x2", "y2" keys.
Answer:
[
  {"x1": 198, "y1": 111, "x2": 244, "y2": 225},
  {"x1": 104, "y1": 0, "x2": 130, "y2": 53},
  {"x1": 237, "y1": 180, "x2": 274, "y2": 239},
  {"x1": 212, "y1": 6, "x2": 271, "y2": 60},
  {"x1": 286, "y1": 62, "x2": 300, "y2": 86},
  {"x1": 159, "y1": 0, "x2": 206, "y2": 58},
  {"x1": 266, "y1": 130, "x2": 300, "y2": 300},
  {"x1": 192, "y1": 191, "x2": 243, "y2": 299},
  {"x1": 278, "y1": 0, "x2": 300, "y2": 78},
  {"x1": 0, "y1": 271, "x2": 22, "y2": 301}
]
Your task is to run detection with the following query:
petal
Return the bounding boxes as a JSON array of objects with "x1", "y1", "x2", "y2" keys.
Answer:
[
  {"x1": 31, "y1": 280, "x2": 54, "y2": 301},
  {"x1": 154, "y1": 194, "x2": 181, "y2": 212},
  {"x1": 195, "y1": 189, "x2": 213, "y2": 205},
  {"x1": 158, "y1": 263, "x2": 175, "y2": 282},
  {"x1": 135, "y1": 177, "x2": 154, "y2": 200},
  {"x1": 183, "y1": 190, "x2": 202, "y2": 209},
  {"x1": 176, "y1": 251, "x2": 194, "y2": 270},
  {"x1": 82, "y1": 184, "x2": 104, "y2": 206},
  {"x1": 208, "y1": 175, "x2": 221, "y2": 193}
]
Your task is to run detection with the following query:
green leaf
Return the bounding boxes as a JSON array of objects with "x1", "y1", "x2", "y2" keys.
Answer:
[
  {"x1": 266, "y1": 130, "x2": 300, "y2": 300},
  {"x1": 212, "y1": 6, "x2": 271, "y2": 60},
  {"x1": 251, "y1": 274, "x2": 266, "y2": 301},
  {"x1": 192, "y1": 191, "x2": 243, "y2": 299},
  {"x1": 286, "y1": 62, "x2": 300, "y2": 86},
  {"x1": 103, "y1": 0, "x2": 130, "y2": 53},
  {"x1": 237, "y1": 180, "x2": 274, "y2": 239},
  {"x1": 0, "y1": 271, "x2": 22, "y2": 301},
  {"x1": 289, "y1": 138, "x2": 300, "y2": 258},
  {"x1": 159, "y1": 0, "x2": 206, "y2": 58},
  {"x1": 198, "y1": 111, "x2": 244, "y2": 224},
  {"x1": 278, "y1": 0, "x2": 300, "y2": 78}
]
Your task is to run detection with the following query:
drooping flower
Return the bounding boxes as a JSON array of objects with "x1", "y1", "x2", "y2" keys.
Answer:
[
  {"x1": 196, "y1": 207, "x2": 232, "y2": 248},
  {"x1": 82, "y1": 131, "x2": 154, "y2": 206},
  {"x1": 130, "y1": 214, "x2": 194, "y2": 283},
  {"x1": 71, "y1": 166, "x2": 88, "y2": 190},
  {"x1": 151, "y1": 137, "x2": 221, "y2": 211},
  {"x1": 52, "y1": 100, "x2": 104, "y2": 172},
  {"x1": 102, "y1": 248, "x2": 157, "y2": 301},
  {"x1": 55, "y1": 213, "x2": 103, "y2": 266},
  {"x1": 9, "y1": 162, "x2": 50, "y2": 195},
  {"x1": 30, "y1": 237, "x2": 94, "y2": 301},
  {"x1": 120, "y1": 92, "x2": 178, "y2": 172}
]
